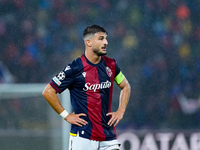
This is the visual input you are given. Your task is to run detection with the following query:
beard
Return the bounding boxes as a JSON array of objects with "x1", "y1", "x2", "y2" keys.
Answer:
[{"x1": 93, "y1": 48, "x2": 107, "y2": 56}]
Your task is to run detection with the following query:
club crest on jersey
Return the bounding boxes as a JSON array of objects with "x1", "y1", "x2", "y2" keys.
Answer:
[
  {"x1": 106, "y1": 67, "x2": 112, "y2": 77},
  {"x1": 57, "y1": 71, "x2": 65, "y2": 80}
]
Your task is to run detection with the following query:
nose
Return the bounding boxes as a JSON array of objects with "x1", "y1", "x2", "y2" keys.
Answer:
[{"x1": 104, "y1": 39, "x2": 108, "y2": 45}]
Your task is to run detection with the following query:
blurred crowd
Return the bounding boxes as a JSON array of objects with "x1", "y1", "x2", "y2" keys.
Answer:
[{"x1": 0, "y1": 0, "x2": 200, "y2": 130}]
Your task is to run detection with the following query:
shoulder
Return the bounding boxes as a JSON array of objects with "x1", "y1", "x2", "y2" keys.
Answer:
[
  {"x1": 102, "y1": 56, "x2": 116, "y2": 66},
  {"x1": 70, "y1": 57, "x2": 82, "y2": 68},
  {"x1": 102, "y1": 56, "x2": 122, "y2": 77},
  {"x1": 68, "y1": 57, "x2": 84, "y2": 74},
  {"x1": 102, "y1": 55, "x2": 115, "y2": 63}
]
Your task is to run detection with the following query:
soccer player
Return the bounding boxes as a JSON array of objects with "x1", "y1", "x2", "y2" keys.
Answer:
[{"x1": 42, "y1": 25, "x2": 131, "y2": 150}]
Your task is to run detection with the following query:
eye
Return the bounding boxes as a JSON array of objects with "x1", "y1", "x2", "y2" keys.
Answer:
[{"x1": 99, "y1": 37, "x2": 104, "y2": 40}]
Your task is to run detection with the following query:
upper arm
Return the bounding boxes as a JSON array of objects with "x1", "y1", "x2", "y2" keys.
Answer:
[
  {"x1": 116, "y1": 77, "x2": 130, "y2": 90},
  {"x1": 43, "y1": 83, "x2": 57, "y2": 97},
  {"x1": 50, "y1": 64, "x2": 75, "y2": 93},
  {"x1": 49, "y1": 58, "x2": 82, "y2": 93}
]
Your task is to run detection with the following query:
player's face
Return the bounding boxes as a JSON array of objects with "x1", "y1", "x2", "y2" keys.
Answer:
[{"x1": 91, "y1": 32, "x2": 108, "y2": 56}]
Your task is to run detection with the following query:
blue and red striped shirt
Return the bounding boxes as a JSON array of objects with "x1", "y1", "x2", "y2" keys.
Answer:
[{"x1": 50, "y1": 54, "x2": 121, "y2": 141}]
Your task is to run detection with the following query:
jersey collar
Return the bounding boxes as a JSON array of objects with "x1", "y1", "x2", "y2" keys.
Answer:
[{"x1": 82, "y1": 53, "x2": 103, "y2": 67}]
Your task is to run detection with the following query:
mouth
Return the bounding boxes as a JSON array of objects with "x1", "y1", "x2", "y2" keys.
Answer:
[{"x1": 102, "y1": 46, "x2": 107, "y2": 51}]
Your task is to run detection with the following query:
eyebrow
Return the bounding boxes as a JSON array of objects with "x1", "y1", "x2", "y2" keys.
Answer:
[{"x1": 98, "y1": 35, "x2": 107, "y2": 39}]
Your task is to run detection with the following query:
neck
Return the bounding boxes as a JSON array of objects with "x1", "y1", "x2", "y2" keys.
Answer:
[{"x1": 85, "y1": 49, "x2": 101, "y2": 64}]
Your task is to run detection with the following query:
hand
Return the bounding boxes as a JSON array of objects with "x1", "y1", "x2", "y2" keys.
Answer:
[
  {"x1": 65, "y1": 113, "x2": 88, "y2": 127},
  {"x1": 106, "y1": 111, "x2": 124, "y2": 127}
]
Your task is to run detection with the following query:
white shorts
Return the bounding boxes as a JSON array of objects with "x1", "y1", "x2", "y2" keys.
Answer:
[{"x1": 69, "y1": 132, "x2": 120, "y2": 150}]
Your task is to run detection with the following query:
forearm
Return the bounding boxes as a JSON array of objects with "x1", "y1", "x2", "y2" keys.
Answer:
[
  {"x1": 42, "y1": 84, "x2": 65, "y2": 114},
  {"x1": 107, "y1": 78, "x2": 131, "y2": 127},
  {"x1": 118, "y1": 78, "x2": 131, "y2": 114},
  {"x1": 42, "y1": 84, "x2": 88, "y2": 126}
]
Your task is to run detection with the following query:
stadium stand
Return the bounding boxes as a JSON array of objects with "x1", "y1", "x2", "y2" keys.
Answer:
[{"x1": 0, "y1": 0, "x2": 200, "y2": 130}]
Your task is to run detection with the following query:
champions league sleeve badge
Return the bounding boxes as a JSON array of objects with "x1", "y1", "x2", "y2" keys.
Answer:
[
  {"x1": 57, "y1": 71, "x2": 65, "y2": 80},
  {"x1": 106, "y1": 67, "x2": 112, "y2": 77}
]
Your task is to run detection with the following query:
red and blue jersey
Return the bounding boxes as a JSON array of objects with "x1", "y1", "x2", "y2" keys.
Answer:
[{"x1": 50, "y1": 54, "x2": 123, "y2": 141}]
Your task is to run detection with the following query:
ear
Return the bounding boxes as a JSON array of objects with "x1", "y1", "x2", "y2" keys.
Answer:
[{"x1": 86, "y1": 39, "x2": 92, "y2": 47}]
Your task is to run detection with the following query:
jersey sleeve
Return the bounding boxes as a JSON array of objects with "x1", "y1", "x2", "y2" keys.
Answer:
[
  {"x1": 114, "y1": 61, "x2": 125, "y2": 84},
  {"x1": 50, "y1": 65, "x2": 74, "y2": 94}
]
